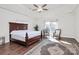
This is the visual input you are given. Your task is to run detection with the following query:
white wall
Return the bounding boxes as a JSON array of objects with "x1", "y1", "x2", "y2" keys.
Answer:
[
  {"x1": 57, "y1": 13, "x2": 75, "y2": 38},
  {"x1": 74, "y1": 6, "x2": 79, "y2": 42},
  {"x1": 31, "y1": 4, "x2": 76, "y2": 38},
  {"x1": 0, "y1": 4, "x2": 77, "y2": 43},
  {"x1": 0, "y1": 7, "x2": 34, "y2": 43},
  {"x1": 33, "y1": 12, "x2": 75, "y2": 38}
]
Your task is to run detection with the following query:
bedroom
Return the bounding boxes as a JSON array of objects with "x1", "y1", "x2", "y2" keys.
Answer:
[{"x1": 0, "y1": 4, "x2": 79, "y2": 55}]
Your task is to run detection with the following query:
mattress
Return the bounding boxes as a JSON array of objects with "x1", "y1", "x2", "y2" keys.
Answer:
[{"x1": 10, "y1": 30, "x2": 41, "y2": 42}]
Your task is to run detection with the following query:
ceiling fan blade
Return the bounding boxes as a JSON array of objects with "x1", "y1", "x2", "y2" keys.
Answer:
[
  {"x1": 33, "y1": 4, "x2": 38, "y2": 8},
  {"x1": 43, "y1": 8, "x2": 48, "y2": 10},
  {"x1": 42, "y1": 4, "x2": 47, "y2": 7},
  {"x1": 32, "y1": 9, "x2": 37, "y2": 11}
]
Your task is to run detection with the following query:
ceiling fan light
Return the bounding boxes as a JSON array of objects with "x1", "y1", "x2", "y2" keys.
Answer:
[{"x1": 37, "y1": 8, "x2": 43, "y2": 12}]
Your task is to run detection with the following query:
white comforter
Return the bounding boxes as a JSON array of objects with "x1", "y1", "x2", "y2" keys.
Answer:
[{"x1": 10, "y1": 30, "x2": 41, "y2": 42}]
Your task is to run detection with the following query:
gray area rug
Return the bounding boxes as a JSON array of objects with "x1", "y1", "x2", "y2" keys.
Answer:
[{"x1": 25, "y1": 38, "x2": 79, "y2": 55}]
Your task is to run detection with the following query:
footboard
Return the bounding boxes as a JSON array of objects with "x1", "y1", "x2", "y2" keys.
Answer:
[
  {"x1": 27, "y1": 36, "x2": 41, "y2": 46},
  {"x1": 25, "y1": 33, "x2": 41, "y2": 46},
  {"x1": 25, "y1": 31, "x2": 42, "y2": 46}
]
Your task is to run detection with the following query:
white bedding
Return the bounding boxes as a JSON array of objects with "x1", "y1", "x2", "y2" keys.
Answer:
[{"x1": 10, "y1": 30, "x2": 41, "y2": 42}]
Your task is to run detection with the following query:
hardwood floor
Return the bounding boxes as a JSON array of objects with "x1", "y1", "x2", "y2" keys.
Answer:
[
  {"x1": 0, "y1": 41, "x2": 40, "y2": 55},
  {"x1": 0, "y1": 37, "x2": 78, "y2": 55}
]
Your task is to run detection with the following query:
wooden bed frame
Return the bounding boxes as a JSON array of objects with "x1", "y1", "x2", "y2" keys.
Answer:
[{"x1": 9, "y1": 22, "x2": 42, "y2": 47}]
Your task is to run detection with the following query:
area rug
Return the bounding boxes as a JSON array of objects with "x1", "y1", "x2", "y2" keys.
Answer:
[{"x1": 25, "y1": 38, "x2": 79, "y2": 55}]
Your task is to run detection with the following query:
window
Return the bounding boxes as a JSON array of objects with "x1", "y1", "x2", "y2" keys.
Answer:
[{"x1": 45, "y1": 21, "x2": 58, "y2": 37}]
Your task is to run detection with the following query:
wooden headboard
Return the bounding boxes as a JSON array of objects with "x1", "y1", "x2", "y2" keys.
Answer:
[{"x1": 9, "y1": 22, "x2": 28, "y2": 33}]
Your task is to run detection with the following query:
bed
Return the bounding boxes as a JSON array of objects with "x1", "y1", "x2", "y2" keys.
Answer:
[{"x1": 9, "y1": 22, "x2": 42, "y2": 46}]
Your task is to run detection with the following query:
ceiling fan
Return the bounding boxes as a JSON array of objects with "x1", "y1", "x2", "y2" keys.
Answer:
[{"x1": 32, "y1": 4, "x2": 48, "y2": 13}]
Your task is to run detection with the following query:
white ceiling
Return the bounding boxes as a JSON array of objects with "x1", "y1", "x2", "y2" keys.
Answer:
[{"x1": 0, "y1": 4, "x2": 78, "y2": 19}]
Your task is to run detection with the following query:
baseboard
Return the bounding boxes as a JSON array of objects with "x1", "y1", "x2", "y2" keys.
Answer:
[
  {"x1": 61, "y1": 36, "x2": 79, "y2": 43},
  {"x1": 5, "y1": 40, "x2": 9, "y2": 44},
  {"x1": 75, "y1": 37, "x2": 79, "y2": 42}
]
